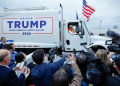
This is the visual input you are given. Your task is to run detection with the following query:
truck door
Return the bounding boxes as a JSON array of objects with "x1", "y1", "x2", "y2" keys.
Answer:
[{"x1": 64, "y1": 21, "x2": 87, "y2": 51}]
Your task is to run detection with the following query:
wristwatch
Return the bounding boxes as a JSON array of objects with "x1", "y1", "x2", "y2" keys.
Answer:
[{"x1": 71, "y1": 61, "x2": 75, "y2": 64}]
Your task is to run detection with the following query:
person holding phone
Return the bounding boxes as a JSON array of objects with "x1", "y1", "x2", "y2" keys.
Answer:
[
  {"x1": 51, "y1": 54, "x2": 83, "y2": 86},
  {"x1": 31, "y1": 49, "x2": 66, "y2": 86},
  {"x1": 15, "y1": 52, "x2": 30, "y2": 79},
  {"x1": 98, "y1": 55, "x2": 120, "y2": 86}
]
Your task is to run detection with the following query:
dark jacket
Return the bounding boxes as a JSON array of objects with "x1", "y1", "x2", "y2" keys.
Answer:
[
  {"x1": 0, "y1": 43, "x2": 4, "y2": 49},
  {"x1": 99, "y1": 74, "x2": 120, "y2": 86},
  {"x1": 31, "y1": 58, "x2": 66, "y2": 86},
  {"x1": 0, "y1": 65, "x2": 25, "y2": 86},
  {"x1": 108, "y1": 62, "x2": 116, "y2": 76}
]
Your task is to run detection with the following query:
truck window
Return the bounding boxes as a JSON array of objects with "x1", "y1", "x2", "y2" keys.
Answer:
[{"x1": 68, "y1": 22, "x2": 78, "y2": 35}]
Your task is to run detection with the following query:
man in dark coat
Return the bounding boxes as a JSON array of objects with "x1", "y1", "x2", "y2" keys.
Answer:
[
  {"x1": 31, "y1": 49, "x2": 66, "y2": 86},
  {"x1": 0, "y1": 37, "x2": 6, "y2": 49},
  {"x1": 0, "y1": 49, "x2": 26, "y2": 86}
]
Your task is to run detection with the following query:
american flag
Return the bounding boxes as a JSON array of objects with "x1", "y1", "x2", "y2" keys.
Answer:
[{"x1": 83, "y1": 0, "x2": 95, "y2": 22}]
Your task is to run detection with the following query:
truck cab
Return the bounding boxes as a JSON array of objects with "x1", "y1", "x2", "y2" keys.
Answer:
[
  {"x1": 61, "y1": 20, "x2": 109, "y2": 52},
  {"x1": 63, "y1": 20, "x2": 89, "y2": 51},
  {"x1": 59, "y1": 4, "x2": 110, "y2": 53}
]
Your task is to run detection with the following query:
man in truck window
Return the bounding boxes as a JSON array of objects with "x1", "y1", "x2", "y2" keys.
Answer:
[{"x1": 68, "y1": 25, "x2": 77, "y2": 35}]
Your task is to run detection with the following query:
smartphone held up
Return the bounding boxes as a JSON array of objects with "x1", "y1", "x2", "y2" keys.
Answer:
[{"x1": 62, "y1": 54, "x2": 70, "y2": 58}]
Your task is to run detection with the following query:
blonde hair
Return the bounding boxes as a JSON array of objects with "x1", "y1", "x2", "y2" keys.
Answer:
[{"x1": 96, "y1": 49, "x2": 108, "y2": 67}]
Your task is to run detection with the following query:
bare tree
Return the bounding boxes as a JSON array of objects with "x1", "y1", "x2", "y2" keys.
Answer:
[{"x1": 113, "y1": 25, "x2": 118, "y2": 29}]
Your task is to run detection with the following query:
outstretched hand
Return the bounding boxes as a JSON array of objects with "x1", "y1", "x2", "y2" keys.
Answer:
[
  {"x1": 21, "y1": 66, "x2": 26, "y2": 74},
  {"x1": 13, "y1": 66, "x2": 20, "y2": 71},
  {"x1": 69, "y1": 54, "x2": 74, "y2": 63}
]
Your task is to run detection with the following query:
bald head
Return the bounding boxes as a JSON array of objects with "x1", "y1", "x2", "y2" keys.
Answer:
[
  {"x1": 69, "y1": 25, "x2": 73, "y2": 28},
  {"x1": 69, "y1": 25, "x2": 73, "y2": 30},
  {"x1": 0, "y1": 49, "x2": 9, "y2": 62}
]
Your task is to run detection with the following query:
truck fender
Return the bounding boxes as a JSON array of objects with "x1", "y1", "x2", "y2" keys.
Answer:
[{"x1": 88, "y1": 41, "x2": 108, "y2": 52}]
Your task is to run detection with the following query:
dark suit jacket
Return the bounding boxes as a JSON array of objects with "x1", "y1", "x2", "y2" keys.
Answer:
[
  {"x1": 98, "y1": 75, "x2": 120, "y2": 86},
  {"x1": 0, "y1": 43, "x2": 4, "y2": 49},
  {"x1": 0, "y1": 65, "x2": 25, "y2": 86}
]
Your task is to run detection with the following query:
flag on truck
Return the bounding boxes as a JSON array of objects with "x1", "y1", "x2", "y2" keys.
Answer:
[
  {"x1": 76, "y1": 12, "x2": 78, "y2": 20},
  {"x1": 75, "y1": 12, "x2": 79, "y2": 32},
  {"x1": 82, "y1": 0, "x2": 95, "y2": 22},
  {"x1": 76, "y1": 12, "x2": 79, "y2": 32}
]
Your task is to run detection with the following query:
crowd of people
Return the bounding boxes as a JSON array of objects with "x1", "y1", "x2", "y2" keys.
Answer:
[{"x1": 0, "y1": 36, "x2": 120, "y2": 86}]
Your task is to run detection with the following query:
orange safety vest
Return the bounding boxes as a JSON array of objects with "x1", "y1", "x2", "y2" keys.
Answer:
[{"x1": 68, "y1": 28, "x2": 75, "y2": 33}]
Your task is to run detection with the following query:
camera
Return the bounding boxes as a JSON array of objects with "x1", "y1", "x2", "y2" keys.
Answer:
[
  {"x1": 107, "y1": 45, "x2": 120, "y2": 54},
  {"x1": 106, "y1": 30, "x2": 120, "y2": 39},
  {"x1": 106, "y1": 30, "x2": 120, "y2": 54},
  {"x1": 48, "y1": 46, "x2": 59, "y2": 63},
  {"x1": 74, "y1": 42, "x2": 109, "y2": 84},
  {"x1": 78, "y1": 42, "x2": 105, "y2": 84}
]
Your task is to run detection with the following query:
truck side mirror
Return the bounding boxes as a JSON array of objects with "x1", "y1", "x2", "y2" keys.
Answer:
[
  {"x1": 90, "y1": 32, "x2": 94, "y2": 36},
  {"x1": 79, "y1": 34, "x2": 83, "y2": 39}
]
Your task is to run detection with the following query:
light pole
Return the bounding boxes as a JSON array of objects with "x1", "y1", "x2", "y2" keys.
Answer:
[{"x1": 100, "y1": 20, "x2": 102, "y2": 29}]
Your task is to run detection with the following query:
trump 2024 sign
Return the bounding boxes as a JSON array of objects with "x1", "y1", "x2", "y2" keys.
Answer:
[{"x1": 1, "y1": 17, "x2": 53, "y2": 35}]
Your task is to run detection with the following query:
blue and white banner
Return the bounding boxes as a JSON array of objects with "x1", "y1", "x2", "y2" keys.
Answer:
[{"x1": 2, "y1": 17, "x2": 53, "y2": 35}]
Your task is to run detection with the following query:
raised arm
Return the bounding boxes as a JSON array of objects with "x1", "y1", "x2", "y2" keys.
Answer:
[
  {"x1": 69, "y1": 54, "x2": 83, "y2": 86},
  {"x1": 51, "y1": 58, "x2": 66, "y2": 73}
]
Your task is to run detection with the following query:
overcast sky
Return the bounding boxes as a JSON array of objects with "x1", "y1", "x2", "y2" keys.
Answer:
[{"x1": 0, "y1": 0, "x2": 120, "y2": 29}]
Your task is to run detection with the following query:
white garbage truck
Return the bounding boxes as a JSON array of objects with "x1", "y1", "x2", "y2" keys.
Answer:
[{"x1": 0, "y1": 4, "x2": 110, "y2": 54}]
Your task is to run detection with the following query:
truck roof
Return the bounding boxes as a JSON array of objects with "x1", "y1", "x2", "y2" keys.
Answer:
[
  {"x1": 0, "y1": 10, "x2": 59, "y2": 13},
  {"x1": 0, "y1": 10, "x2": 59, "y2": 17},
  {"x1": 65, "y1": 20, "x2": 81, "y2": 22}
]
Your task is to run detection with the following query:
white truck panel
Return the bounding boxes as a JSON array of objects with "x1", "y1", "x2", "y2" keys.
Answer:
[{"x1": 0, "y1": 10, "x2": 59, "y2": 48}]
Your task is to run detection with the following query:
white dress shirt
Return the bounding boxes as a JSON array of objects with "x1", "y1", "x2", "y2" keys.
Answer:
[
  {"x1": 1, "y1": 42, "x2": 5, "y2": 45},
  {"x1": 15, "y1": 62, "x2": 29, "y2": 79}
]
